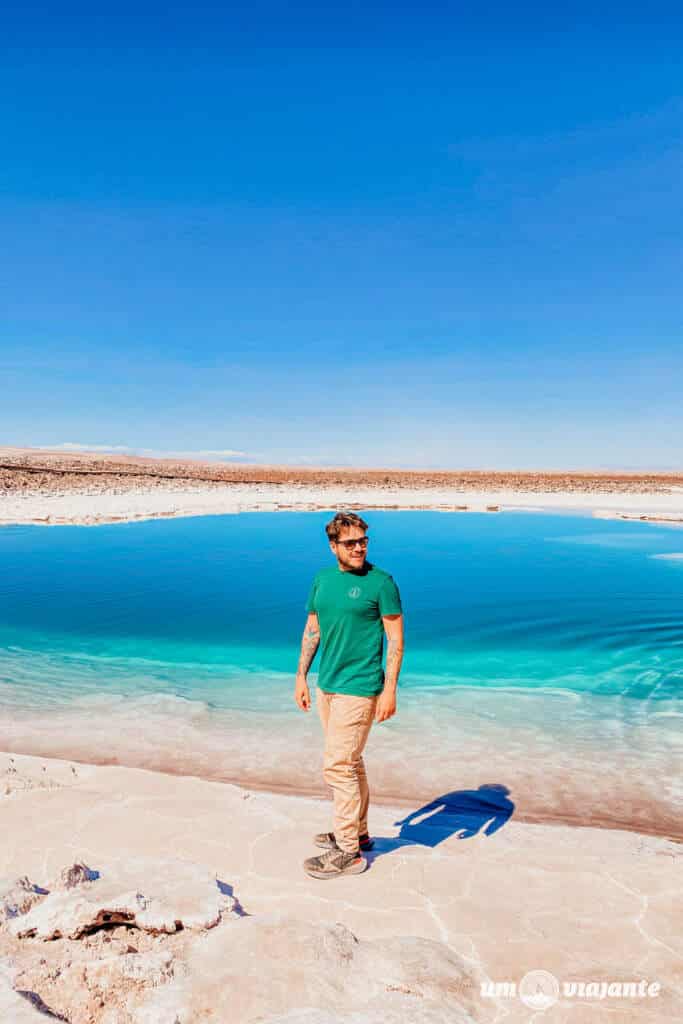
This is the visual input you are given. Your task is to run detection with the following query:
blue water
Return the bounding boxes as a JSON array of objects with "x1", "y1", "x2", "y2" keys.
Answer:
[
  {"x1": 1, "y1": 511, "x2": 682, "y2": 834},
  {"x1": 1, "y1": 510, "x2": 682, "y2": 700}
]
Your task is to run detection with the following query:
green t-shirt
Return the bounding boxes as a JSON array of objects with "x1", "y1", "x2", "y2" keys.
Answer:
[{"x1": 305, "y1": 561, "x2": 403, "y2": 697}]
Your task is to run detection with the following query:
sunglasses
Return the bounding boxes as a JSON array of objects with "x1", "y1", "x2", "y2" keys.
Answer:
[{"x1": 336, "y1": 537, "x2": 369, "y2": 550}]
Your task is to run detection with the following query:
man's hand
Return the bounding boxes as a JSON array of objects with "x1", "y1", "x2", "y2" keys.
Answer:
[
  {"x1": 294, "y1": 675, "x2": 311, "y2": 711},
  {"x1": 375, "y1": 689, "x2": 396, "y2": 723}
]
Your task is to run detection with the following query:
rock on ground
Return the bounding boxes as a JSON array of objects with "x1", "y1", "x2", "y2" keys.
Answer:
[
  {"x1": 133, "y1": 912, "x2": 491, "y2": 1024},
  {"x1": 2, "y1": 861, "x2": 490, "y2": 1024},
  {"x1": 9, "y1": 857, "x2": 237, "y2": 940}
]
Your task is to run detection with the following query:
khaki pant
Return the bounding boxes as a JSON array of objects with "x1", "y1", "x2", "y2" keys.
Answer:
[{"x1": 316, "y1": 688, "x2": 378, "y2": 853}]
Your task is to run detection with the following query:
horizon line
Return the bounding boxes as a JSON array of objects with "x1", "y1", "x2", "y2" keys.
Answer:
[{"x1": 1, "y1": 445, "x2": 682, "y2": 477}]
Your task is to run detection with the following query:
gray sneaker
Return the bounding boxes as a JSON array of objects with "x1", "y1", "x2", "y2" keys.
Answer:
[
  {"x1": 303, "y1": 847, "x2": 367, "y2": 879},
  {"x1": 314, "y1": 830, "x2": 374, "y2": 851}
]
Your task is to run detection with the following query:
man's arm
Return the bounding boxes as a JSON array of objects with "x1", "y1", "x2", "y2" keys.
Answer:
[
  {"x1": 294, "y1": 612, "x2": 320, "y2": 711},
  {"x1": 383, "y1": 613, "x2": 404, "y2": 690},
  {"x1": 376, "y1": 613, "x2": 404, "y2": 722}
]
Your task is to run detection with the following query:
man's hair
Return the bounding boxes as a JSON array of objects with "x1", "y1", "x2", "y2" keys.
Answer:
[{"x1": 325, "y1": 511, "x2": 369, "y2": 543}]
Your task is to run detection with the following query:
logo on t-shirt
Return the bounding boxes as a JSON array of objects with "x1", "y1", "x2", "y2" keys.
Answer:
[{"x1": 348, "y1": 586, "x2": 361, "y2": 599}]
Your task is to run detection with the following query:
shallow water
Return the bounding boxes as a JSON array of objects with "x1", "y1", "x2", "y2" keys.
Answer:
[{"x1": 1, "y1": 510, "x2": 681, "y2": 835}]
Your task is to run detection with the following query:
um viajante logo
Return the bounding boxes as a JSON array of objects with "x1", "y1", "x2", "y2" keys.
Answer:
[
  {"x1": 481, "y1": 970, "x2": 661, "y2": 1008},
  {"x1": 347, "y1": 586, "x2": 361, "y2": 599}
]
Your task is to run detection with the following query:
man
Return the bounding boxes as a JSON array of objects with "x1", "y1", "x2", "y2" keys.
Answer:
[{"x1": 294, "y1": 511, "x2": 404, "y2": 879}]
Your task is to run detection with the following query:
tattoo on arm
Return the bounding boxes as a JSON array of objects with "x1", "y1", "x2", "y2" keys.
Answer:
[
  {"x1": 297, "y1": 622, "x2": 320, "y2": 677},
  {"x1": 384, "y1": 636, "x2": 404, "y2": 687}
]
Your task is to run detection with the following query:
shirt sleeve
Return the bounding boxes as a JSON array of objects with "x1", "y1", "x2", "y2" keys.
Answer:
[
  {"x1": 305, "y1": 577, "x2": 318, "y2": 613},
  {"x1": 378, "y1": 575, "x2": 402, "y2": 615}
]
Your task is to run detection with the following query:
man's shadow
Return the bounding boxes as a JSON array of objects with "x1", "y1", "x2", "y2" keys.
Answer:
[{"x1": 367, "y1": 784, "x2": 514, "y2": 861}]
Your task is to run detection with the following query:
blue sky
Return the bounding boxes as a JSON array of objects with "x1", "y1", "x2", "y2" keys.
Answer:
[{"x1": 2, "y1": 3, "x2": 682, "y2": 469}]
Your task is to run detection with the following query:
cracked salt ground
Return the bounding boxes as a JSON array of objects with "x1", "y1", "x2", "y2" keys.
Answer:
[
  {"x1": 1, "y1": 752, "x2": 681, "y2": 1022},
  {"x1": 1, "y1": 862, "x2": 494, "y2": 1023}
]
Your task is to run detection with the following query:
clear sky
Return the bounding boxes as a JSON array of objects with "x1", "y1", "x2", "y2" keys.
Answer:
[{"x1": 2, "y1": 3, "x2": 682, "y2": 469}]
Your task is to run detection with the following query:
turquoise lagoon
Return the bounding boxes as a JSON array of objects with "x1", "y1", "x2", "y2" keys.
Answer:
[{"x1": 0, "y1": 510, "x2": 681, "y2": 837}]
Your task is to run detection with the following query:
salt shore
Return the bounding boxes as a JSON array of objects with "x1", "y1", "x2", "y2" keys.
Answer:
[
  {"x1": 1, "y1": 751, "x2": 681, "y2": 1023},
  {"x1": 2, "y1": 481, "x2": 683, "y2": 528},
  {"x1": 2, "y1": 447, "x2": 682, "y2": 527}
]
